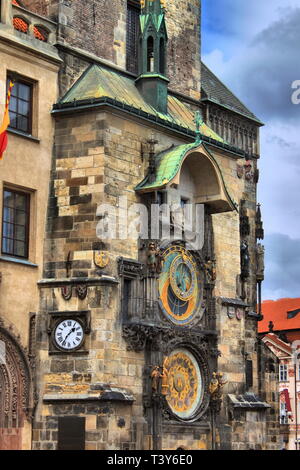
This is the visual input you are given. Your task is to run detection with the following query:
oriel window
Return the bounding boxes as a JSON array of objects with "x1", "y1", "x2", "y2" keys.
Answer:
[
  {"x1": 2, "y1": 188, "x2": 30, "y2": 259},
  {"x1": 7, "y1": 76, "x2": 32, "y2": 134},
  {"x1": 126, "y1": 1, "x2": 140, "y2": 74}
]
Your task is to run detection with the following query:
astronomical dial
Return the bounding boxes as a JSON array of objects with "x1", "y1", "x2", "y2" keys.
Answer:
[
  {"x1": 164, "y1": 349, "x2": 203, "y2": 420},
  {"x1": 158, "y1": 245, "x2": 203, "y2": 325},
  {"x1": 54, "y1": 319, "x2": 84, "y2": 351}
]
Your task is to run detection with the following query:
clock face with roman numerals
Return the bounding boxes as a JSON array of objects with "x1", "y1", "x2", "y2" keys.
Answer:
[{"x1": 54, "y1": 319, "x2": 84, "y2": 351}]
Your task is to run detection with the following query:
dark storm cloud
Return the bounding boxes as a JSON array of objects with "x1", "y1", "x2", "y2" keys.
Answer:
[
  {"x1": 263, "y1": 234, "x2": 300, "y2": 300},
  {"x1": 223, "y1": 8, "x2": 300, "y2": 123},
  {"x1": 202, "y1": 2, "x2": 300, "y2": 299}
]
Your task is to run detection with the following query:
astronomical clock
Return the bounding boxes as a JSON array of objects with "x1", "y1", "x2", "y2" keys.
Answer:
[
  {"x1": 121, "y1": 235, "x2": 216, "y2": 434},
  {"x1": 158, "y1": 245, "x2": 205, "y2": 327}
]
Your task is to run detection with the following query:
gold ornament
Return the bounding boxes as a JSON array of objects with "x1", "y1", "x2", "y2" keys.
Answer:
[{"x1": 94, "y1": 251, "x2": 110, "y2": 269}]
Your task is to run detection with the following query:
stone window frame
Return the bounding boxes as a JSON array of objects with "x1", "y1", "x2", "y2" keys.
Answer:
[
  {"x1": 7, "y1": 72, "x2": 39, "y2": 138},
  {"x1": 1, "y1": 186, "x2": 31, "y2": 259},
  {"x1": 279, "y1": 363, "x2": 288, "y2": 382}
]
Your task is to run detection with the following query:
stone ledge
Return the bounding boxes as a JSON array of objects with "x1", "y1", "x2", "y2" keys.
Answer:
[
  {"x1": 219, "y1": 297, "x2": 250, "y2": 308},
  {"x1": 43, "y1": 386, "x2": 135, "y2": 404},
  {"x1": 38, "y1": 276, "x2": 119, "y2": 288},
  {"x1": 228, "y1": 393, "x2": 271, "y2": 410}
]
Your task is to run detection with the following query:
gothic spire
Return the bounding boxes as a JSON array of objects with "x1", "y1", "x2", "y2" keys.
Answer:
[{"x1": 136, "y1": 0, "x2": 169, "y2": 113}]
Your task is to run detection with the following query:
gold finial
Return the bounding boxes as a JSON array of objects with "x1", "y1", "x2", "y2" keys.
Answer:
[{"x1": 141, "y1": 0, "x2": 166, "y2": 9}]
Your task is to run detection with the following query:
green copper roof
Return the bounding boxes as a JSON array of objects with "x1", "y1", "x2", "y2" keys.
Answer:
[
  {"x1": 135, "y1": 142, "x2": 198, "y2": 191},
  {"x1": 140, "y1": 13, "x2": 165, "y2": 33},
  {"x1": 59, "y1": 64, "x2": 224, "y2": 142},
  {"x1": 135, "y1": 140, "x2": 237, "y2": 212}
]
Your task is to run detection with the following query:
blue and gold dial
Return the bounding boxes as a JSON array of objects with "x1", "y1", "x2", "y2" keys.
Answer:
[{"x1": 158, "y1": 246, "x2": 203, "y2": 325}]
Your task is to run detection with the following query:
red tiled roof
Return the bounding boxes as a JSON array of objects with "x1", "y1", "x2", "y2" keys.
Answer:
[{"x1": 259, "y1": 298, "x2": 300, "y2": 333}]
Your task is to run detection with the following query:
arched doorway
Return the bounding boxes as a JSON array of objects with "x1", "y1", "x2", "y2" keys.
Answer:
[{"x1": 0, "y1": 328, "x2": 32, "y2": 450}]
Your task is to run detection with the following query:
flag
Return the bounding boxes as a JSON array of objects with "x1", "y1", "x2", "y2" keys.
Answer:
[{"x1": 0, "y1": 81, "x2": 14, "y2": 160}]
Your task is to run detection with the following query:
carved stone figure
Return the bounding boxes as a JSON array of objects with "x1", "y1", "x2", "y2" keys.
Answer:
[
  {"x1": 209, "y1": 371, "x2": 227, "y2": 403},
  {"x1": 241, "y1": 241, "x2": 250, "y2": 279},
  {"x1": 161, "y1": 367, "x2": 169, "y2": 396},
  {"x1": 147, "y1": 242, "x2": 162, "y2": 274},
  {"x1": 151, "y1": 366, "x2": 161, "y2": 393},
  {"x1": 204, "y1": 259, "x2": 216, "y2": 283},
  {"x1": 256, "y1": 244, "x2": 265, "y2": 281},
  {"x1": 209, "y1": 372, "x2": 219, "y2": 396},
  {"x1": 244, "y1": 160, "x2": 254, "y2": 181}
]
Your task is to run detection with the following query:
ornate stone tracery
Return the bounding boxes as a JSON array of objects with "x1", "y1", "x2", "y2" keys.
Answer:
[{"x1": 0, "y1": 327, "x2": 33, "y2": 429}]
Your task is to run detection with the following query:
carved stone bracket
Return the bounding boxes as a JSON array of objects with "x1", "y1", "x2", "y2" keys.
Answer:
[
  {"x1": 118, "y1": 257, "x2": 144, "y2": 279},
  {"x1": 122, "y1": 323, "x2": 212, "y2": 355}
]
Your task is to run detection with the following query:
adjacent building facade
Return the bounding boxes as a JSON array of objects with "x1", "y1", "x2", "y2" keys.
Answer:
[
  {"x1": 260, "y1": 298, "x2": 300, "y2": 450},
  {"x1": 0, "y1": 0, "x2": 60, "y2": 450},
  {"x1": 0, "y1": 0, "x2": 280, "y2": 450}
]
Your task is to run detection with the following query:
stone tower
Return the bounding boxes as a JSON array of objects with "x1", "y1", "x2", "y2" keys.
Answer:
[
  {"x1": 14, "y1": 0, "x2": 280, "y2": 452},
  {"x1": 22, "y1": 0, "x2": 201, "y2": 99}
]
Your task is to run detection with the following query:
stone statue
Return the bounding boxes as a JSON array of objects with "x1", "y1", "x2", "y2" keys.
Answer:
[
  {"x1": 161, "y1": 367, "x2": 169, "y2": 396},
  {"x1": 204, "y1": 259, "x2": 217, "y2": 283},
  {"x1": 151, "y1": 366, "x2": 161, "y2": 393},
  {"x1": 256, "y1": 244, "x2": 265, "y2": 281},
  {"x1": 209, "y1": 372, "x2": 227, "y2": 402},
  {"x1": 147, "y1": 242, "x2": 162, "y2": 274},
  {"x1": 209, "y1": 372, "x2": 219, "y2": 396},
  {"x1": 241, "y1": 241, "x2": 250, "y2": 279}
]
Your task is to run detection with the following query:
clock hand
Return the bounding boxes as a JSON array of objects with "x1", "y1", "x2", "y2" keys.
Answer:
[{"x1": 63, "y1": 327, "x2": 76, "y2": 343}]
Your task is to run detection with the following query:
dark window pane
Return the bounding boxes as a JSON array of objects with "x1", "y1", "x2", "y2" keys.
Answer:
[
  {"x1": 2, "y1": 223, "x2": 14, "y2": 238},
  {"x1": 16, "y1": 225, "x2": 26, "y2": 241},
  {"x1": 9, "y1": 112, "x2": 17, "y2": 128},
  {"x1": 10, "y1": 97, "x2": 17, "y2": 112},
  {"x1": 15, "y1": 241, "x2": 26, "y2": 257},
  {"x1": 15, "y1": 193, "x2": 27, "y2": 210},
  {"x1": 10, "y1": 82, "x2": 18, "y2": 98},
  {"x1": 7, "y1": 77, "x2": 32, "y2": 133},
  {"x1": 4, "y1": 191, "x2": 14, "y2": 208},
  {"x1": 3, "y1": 207, "x2": 14, "y2": 223},
  {"x1": 2, "y1": 238, "x2": 13, "y2": 254},
  {"x1": 15, "y1": 211, "x2": 26, "y2": 225},
  {"x1": 2, "y1": 189, "x2": 30, "y2": 258},
  {"x1": 19, "y1": 83, "x2": 30, "y2": 101},
  {"x1": 17, "y1": 115, "x2": 29, "y2": 132},
  {"x1": 18, "y1": 100, "x2": 29, "y2": 117},
  {"x1": 126, "y1": 4, "x2": 140, "y2": 73}
]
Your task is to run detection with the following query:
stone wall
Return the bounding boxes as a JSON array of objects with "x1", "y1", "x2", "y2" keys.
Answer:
[{"x1": 23, "y1": 0, "x2": 201, "y2": 99}]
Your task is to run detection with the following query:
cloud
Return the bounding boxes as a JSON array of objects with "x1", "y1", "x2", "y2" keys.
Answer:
[
  {"x1": 263, "y1": 233, "x2": 300, "y2": 300},
  {"x1": 202, "y1": 2, "x2": 300, "y2": 300},
  {"x1": 203, "y1": 7, "x2": 300, "y2": 123}
]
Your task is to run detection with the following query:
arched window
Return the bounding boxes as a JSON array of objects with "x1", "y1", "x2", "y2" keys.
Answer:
[
  {"x1": 147, "y1": 36, "x2": 154, "y2": 72},
  {"x1": 159, "y1": 37, "x2": 165, "y2": 74},
  {"x1": 13, "y1": 16, "x2": 29, "y2": 34},
  {"x1": 33, "y1": 25, "x2": 49, "y2": 42}
]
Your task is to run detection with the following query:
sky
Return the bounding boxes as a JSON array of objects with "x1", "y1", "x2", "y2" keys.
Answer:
[{"x1": 201, "y1": 0, "x2": 300, "y2": 301}]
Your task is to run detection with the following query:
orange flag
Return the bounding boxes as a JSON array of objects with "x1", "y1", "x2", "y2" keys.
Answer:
[{"x1": 0, "y1": 81, "x2": 14, "y2": 160}]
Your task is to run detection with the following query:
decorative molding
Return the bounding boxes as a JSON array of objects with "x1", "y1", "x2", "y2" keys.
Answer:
[
  {"x1": 38, "y1": 276, "x2": 119, "y2": 288},
  {"x1": 118, "y1": 257, "x2": 144, "y2": 278},
  {"x1": 122, "y1": 323, "x2": 216, "y2": 354},
  {"x1": 75, "y1": 284, "x2": 88, "y2": 300}
]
